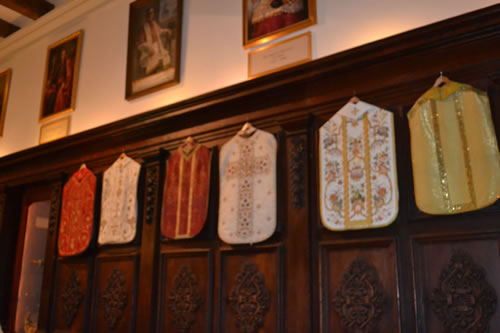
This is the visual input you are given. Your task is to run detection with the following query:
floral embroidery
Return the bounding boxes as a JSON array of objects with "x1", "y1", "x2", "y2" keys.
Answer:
[{"x1": 320, "y1": 103, "x2": 398, "y2": 230}]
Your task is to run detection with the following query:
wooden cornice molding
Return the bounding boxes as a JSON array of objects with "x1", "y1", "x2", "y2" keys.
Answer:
[
  {"x1": 0, "y1": 4, "x2": 499, "y2": 185},
  {"x1": 0, "y1": 18, "x2": 19, "y2": 38},
  {"x1": 0, "y1": 0, "x2": 54, "y2": 20}
]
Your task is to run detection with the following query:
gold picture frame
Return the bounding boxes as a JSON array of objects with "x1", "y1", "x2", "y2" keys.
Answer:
[
  {"x1": 0, "y1": 68, "x2": 11, "y2": 137},
  {"x1": 125, "y1": 0, "x2": 183, "y2": 100},
  {"x1": 39, "y1": 30, "x2": 83, "y2": 123},
  {"x1": 243, "y1": 0, "x2": 316, "y2": 49}
]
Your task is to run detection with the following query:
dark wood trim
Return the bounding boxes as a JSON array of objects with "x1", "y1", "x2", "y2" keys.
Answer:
[
  {"x1": 0, "y1": 0, "x2": 54, "y2": 20},
  {"x1": 0, "y1": 19, "x2": 19, "y2": 38},
  {"x1": 0, "y1": 4, "x2": 499, "y2": 186}
]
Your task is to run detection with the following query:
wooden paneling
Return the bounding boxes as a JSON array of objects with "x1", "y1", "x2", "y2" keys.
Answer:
[
  {"x1": 157, "y1": 249, "x2": 213, "y2": 333},
  {"x1": 320, "y1": 239, "x2": 401, "y2": 333},
  {"x1": 51, "y1": 258, "x2": 92, "y2": 333},
  {"x1": 218, "y1": 246, "x2": 284, "y2": 333},
  {"x1": 90, "y1": 254, "x2": 139, "y2": 333},
  {"x1": 411, "y1": 233, "x2": 500, "y2": 333}
]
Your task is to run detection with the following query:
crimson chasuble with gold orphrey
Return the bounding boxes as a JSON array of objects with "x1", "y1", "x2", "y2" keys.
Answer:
[
  {"x1": 161, "y1": 141, "x2": 212, "y2": 239},
  {"x1": 58, "y1": 166, "x2": 96, "y2": 256}
]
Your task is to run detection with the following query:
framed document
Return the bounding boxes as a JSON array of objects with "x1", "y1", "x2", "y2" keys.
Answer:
[
  {"x1": 0, "y1": 68, "x2": 11, "y2": 137},
  {"x1": 126, "y1": 0, "x2": 183, "y2": 100},
  {"x1": 40, "y1": 31, "x2": 83, "y2": 123},
  {"x1": 248, "y1": 31, "x2": 311, "y2": 78},
  {"x1": 39, "y1": 117, "x2": 70, "y2": 144},
  {"x1": 244, "y1": 0, "x2": 316, "y2": 49}
]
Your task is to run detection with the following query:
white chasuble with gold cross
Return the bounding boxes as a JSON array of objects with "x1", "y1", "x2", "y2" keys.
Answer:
[
  {"x1": 98, "y1": 155, "x2": 141, "y2": 245},
  {"x1": 319, "y1": 100, "x2": 398, "y2": 231},
  {"x1": 218, "y1": 128, "x2": 277, "y2": 244}
]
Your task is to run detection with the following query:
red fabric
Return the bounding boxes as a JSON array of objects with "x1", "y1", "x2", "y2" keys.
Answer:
[
  {"x1": 161, "y1": 143, "x2": 211, "y2": 239},
  {"x1": 251, "y1": 11, "x2": 305, "y2": 39},
  {"x1": 58, "y1": 167, "x2": 96, "y2": 256}
]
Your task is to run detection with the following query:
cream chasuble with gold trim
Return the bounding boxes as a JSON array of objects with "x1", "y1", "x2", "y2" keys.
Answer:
[
  {"x1": 98, "y1": 155, "x2": 141, "y2": 245},
  {"x1": 218, "y1": 128, "x2": 277, "y2": 244},
  {"x1": 320, "y1": 101, "x2": 398, "y2": 230},
  {"x1": 408, "y1": 81, "x2": 500, "y2": 215}
]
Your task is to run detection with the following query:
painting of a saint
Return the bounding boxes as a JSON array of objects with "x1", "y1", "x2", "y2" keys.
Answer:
[{"x1": 40, "y1": 31, "x2": 82, "y2": 122}]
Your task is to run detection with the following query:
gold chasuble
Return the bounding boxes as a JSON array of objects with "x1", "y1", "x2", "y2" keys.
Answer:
[
  {"x1": 408, "y1": 81, "x2": 500, "y2": 215},
  {"x1": 218, "y1": 125, "x2": 277, "y2": 244},
  {"x1": 319, "y1": 100, "x2": 399, "y2": 230},
  {"x1": 161, "y1": 139, "x2": 212, "y2": 239}
]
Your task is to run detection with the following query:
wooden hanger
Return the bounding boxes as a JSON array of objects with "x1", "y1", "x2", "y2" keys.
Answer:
[
  {"x1": 349, "y1": 96, "x2": 360, "y2": 104},
  {"x1": 238, "y1": 122, "x2": 256, "y2": 137},
  {"x1": 184, "y1": 136, "x2": 195, "y2": 144},
  {"x1": 433, "y1": 72, "x2": 450, "y2": 87},
  {"x1": 79, "y1": 162, "x2": 87, "y2": 170},
  {"x1": 119, "y1": 148, "x2": 126, "y2": 159}
]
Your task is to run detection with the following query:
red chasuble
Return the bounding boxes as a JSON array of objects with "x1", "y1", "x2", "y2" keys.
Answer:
[
  {"x1": 161, "y1": 141, "x2": 211, "y2": 239},
  {"x1": 58, "y1": 166, "x2": 96, "y2": 256}
]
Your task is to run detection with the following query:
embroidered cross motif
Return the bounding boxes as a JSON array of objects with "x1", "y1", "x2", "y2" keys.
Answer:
[{"x1": 225, "y1": 139, "x2": 271, "y2": 238}]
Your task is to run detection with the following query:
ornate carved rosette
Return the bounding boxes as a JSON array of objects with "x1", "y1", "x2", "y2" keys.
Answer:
[
  {"x1": 61, "y1": 269, "x2": 83, "y2": 328},
  {"x1": 431, "y1": 251, "x2": 497, "y2": 333},
  {"x1": 333, "y1": 258, "x2": 385, "y2": 333},
  {"x1": 228, "y1": 261, "x2": 271, "y2": 333},
  {"x1": 49, "y1": 182, "x2": 62, "y2": 234},
  {"x1": 288, "y1": 135, "x2": 306, "y2": 209},
  {"x1": 168, "y1": 265, "x2": 203, "y2": 333},
  {"x1": 99, "y1": 268, "x2": 128, "y2": 330},
  {"x1": 145, "y1": 165, "x2": 159, "y2": 225}
]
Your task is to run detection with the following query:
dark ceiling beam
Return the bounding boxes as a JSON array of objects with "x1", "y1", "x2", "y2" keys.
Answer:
[
  {"x1": 0, "y1": 0, "x2": 54, "y2": 20},
  {"x1": 0, "y1": 18, "x2": 19, "y2": 38}
]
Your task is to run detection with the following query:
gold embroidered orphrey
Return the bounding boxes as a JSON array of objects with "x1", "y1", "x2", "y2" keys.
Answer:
[
  {"x1": 320, "y1": 100, "x2": 398, "y2": 230},
  {"x1": 218, "y1": 129, "x2": 277, "y2": 244},
  {"x1": 408, "y1": 81, "x2": 500, "y2": 215}
]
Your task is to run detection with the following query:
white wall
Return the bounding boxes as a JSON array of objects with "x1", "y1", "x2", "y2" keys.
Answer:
[{"x1": 0, "y1": 0, "x2": 497, "y2": 157}]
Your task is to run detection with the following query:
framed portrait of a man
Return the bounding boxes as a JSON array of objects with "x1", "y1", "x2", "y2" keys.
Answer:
[
  {"x1": 39, "y1": 31, "x2": 83, "y2": 123},
  {"x1": 0, "y1": 68, "x2": 11, "y2": 137},
  {"x1": 244, "y1": 0, "x2": 316, "y2": 49},
  {"x1": 126, "y1": 0, "x2": 183, "y2": 100}
]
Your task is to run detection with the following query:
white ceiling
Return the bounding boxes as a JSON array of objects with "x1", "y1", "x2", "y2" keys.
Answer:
[{"x1": 0, "y1": 0, "x2": 70, "y2": 40}]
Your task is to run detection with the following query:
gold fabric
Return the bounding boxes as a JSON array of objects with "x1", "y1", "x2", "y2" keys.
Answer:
[{"x1": 408, "y1": 81, "x2": 500, "y2": 215}]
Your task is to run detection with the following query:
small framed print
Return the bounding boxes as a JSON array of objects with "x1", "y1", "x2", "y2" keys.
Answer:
[
  {"x1": 39, "y1": 116, "x2": 70, "y2": 144},
  {"x1": 244, "y1": 0, "x2": 316, "y2": 49},
  {"x1": 248, "y1": 31, "x2": 312, "y2": 78},
  {"x1": 126, "y1": 0, "x2": 183, "y2": 100},
  {"x1": 39, "y1": 30, "x2": 83, "y2": 123},
  {"x1": 0, "y1": 68, "x2": 11, "y2": 137}
]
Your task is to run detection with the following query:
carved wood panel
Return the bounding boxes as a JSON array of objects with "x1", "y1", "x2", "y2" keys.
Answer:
[
  {"x1": 320, "y1": 239, "x2": 400, "y2": 333},
  {"x1": 411, "y1": 233, "x2": 500, "y2": 333},
  {"x1": 90, "y1": 254, "x2": 139, "y2": 333},
  {"x1": 219, "y1": 246, "x2": 283, "y2": 333},
  {"x1": 158, "y1": 249, "x2": 213, "y2": 333},
  {"x1": 51, "y1": 258, "x2": 92, "y2": 333}
]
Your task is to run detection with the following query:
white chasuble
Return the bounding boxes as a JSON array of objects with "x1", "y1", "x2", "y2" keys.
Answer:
[
  {"x1": 99, "y1": 155, "x2": 141, "y2": 245},
  {"x1": 319, "y1": 101, "x2": 398, "y2": 231},
  {"x1": 218, "y1": 128, "x2": 277, "y2": 244}
]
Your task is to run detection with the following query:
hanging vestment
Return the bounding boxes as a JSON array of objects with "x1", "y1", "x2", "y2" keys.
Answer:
[
  {"x1": 58, "y1": 166, "x2": 96, "y2": 256},
  {"x1": 319, "y1": 100, "x2": 398, "y2": 230},
  {"x1": 408, "y1": 81, "x2": 500, "y2": 215},
  {"x1": 99, "y1": 155, "x2": 141, "y2": 245},
  {"x1": 161, "y1": 141, "x2": 212, "y2": 239},
  {"x1": 218, "y1": 128, "x2": 277, "y2": 244}
]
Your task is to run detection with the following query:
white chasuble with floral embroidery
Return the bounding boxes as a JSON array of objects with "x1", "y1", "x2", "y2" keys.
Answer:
[
  {"x1": 319, "y1": 101, "x2": 398, "y2": 231},
  {"x1": 98, "y1": 155, "x2": 141, "y2": 245},
  {"x1": 218, "y1": 128, "x2": 277, "y2": 244}
]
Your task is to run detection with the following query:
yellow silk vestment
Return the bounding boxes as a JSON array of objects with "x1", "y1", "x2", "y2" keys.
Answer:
[{"x1": 408, "y1": 81, "x2": 500, "y2": 215}]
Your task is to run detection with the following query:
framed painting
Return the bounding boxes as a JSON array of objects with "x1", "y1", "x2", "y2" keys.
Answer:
[
  {"x1": 39, "y1": 30, "x2": 83, "y2": 123},
  {"x1": 126, "y1": 0, "x2": 183, "y2": 100},
  {"x1": 244, "y1": 0, "x2": 317, "y2": 49},
  {"x1": 0, "y1": 68, "x2": 11, "y2": 137}
]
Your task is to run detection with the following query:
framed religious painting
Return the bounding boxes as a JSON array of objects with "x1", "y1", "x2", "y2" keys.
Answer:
[
  {"x1": 244, "y1": 0, "x2": 316, "y2": 49},
  {"x1": 126, "y1": 0, "x2": 183, "y2": 100},
  {"x1": 39, "y1": 30, "x2": 83, "y2": 123},
  {"x1": 0, "y1": 69, "x2": 11, "y2": 137}
]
